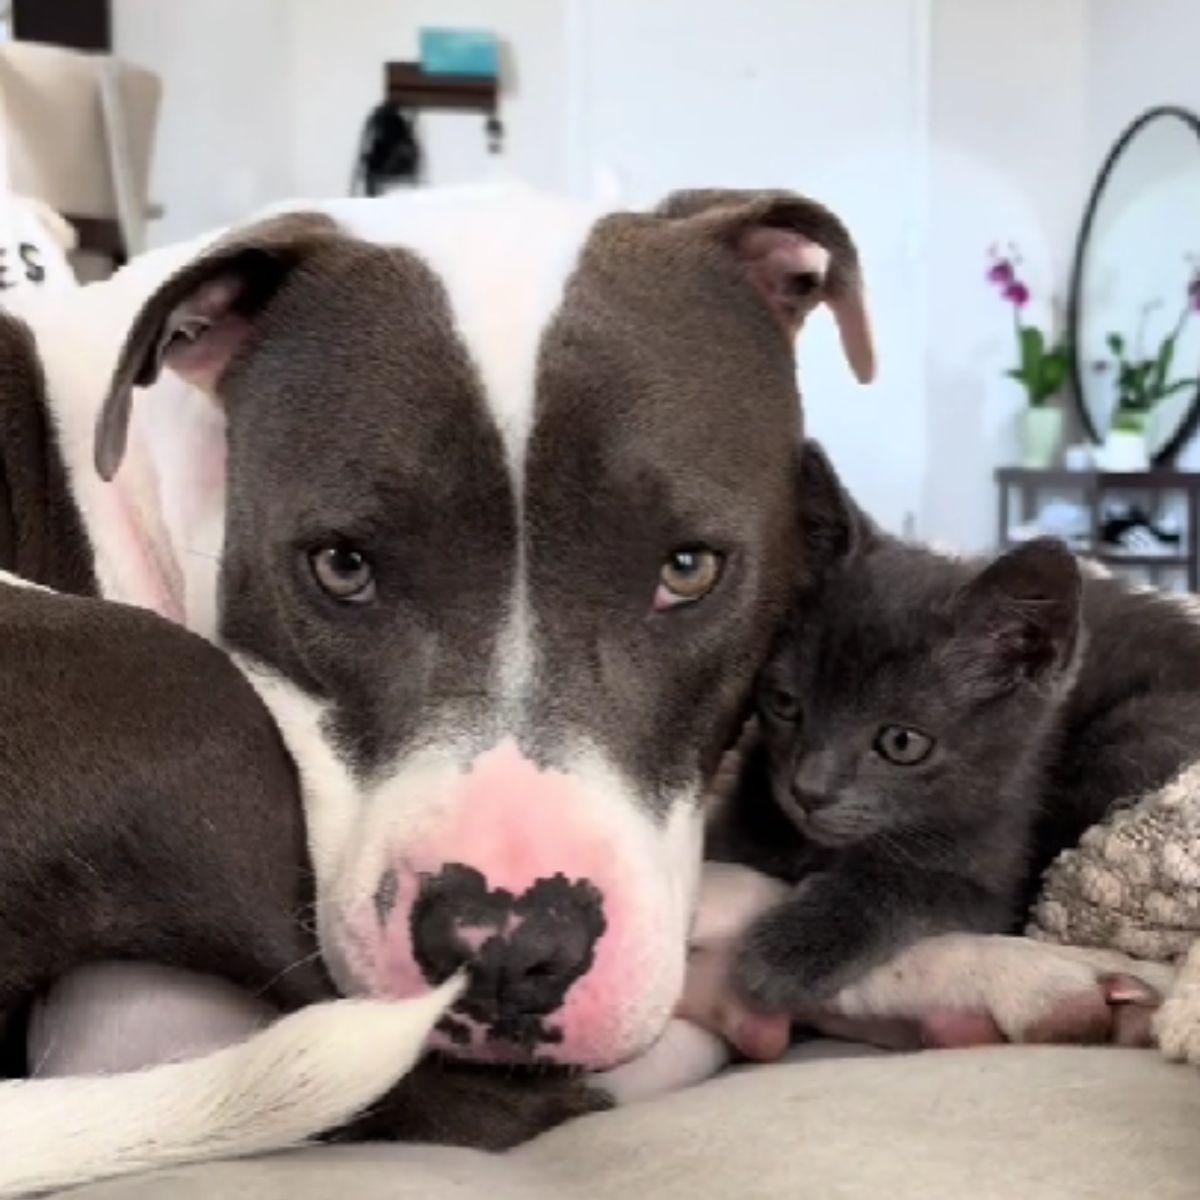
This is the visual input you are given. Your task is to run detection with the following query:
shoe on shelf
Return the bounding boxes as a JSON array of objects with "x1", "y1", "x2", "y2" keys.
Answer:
[
  {"x1": 1100, "y1": 504, "x2": 1184, "y2": 557},
  {"x1": 1007, "y1": 498, "x2": 1091, "y2": 550}
]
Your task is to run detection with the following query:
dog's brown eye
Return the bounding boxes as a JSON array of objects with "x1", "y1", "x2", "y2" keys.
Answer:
[
  {"x1": 310, "y1": 543, "x2": 375, "y2": 603},
  {"x1": 873, "y1": 725, "x2": 934, "y2": 766},
  {"x1": 761, "y1": 686, "x2": 801, "y2": 723},
  {"x1": 654, "y1": 547, "x2": 723, "y2": 610}
]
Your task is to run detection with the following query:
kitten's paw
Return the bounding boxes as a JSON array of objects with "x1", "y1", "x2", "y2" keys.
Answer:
[
  {"x1": 733, "y1": 908, "x2": 848, "y2": 1013},
  {"x1": 1153, "y1": 942, "x2": 1200, "y2": 1066}
]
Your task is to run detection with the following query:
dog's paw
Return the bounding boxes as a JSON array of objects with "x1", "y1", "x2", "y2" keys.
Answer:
[
  {"x1": 1154, "y1": 993, "x2": 1200, "y2": 1065},
  {"x1": 677, "y1": 940, "x2": 792, "y2": 1062},
  {"x1": 825, "y1": 934, "x2": 1175, "y2": 1048},
  {"x1": 1153, "y1": 942, "x2": 1200, "y2": 1066},
  {"x1": 593, "y1": 1019, "x2": 731, "y2": 1105}
]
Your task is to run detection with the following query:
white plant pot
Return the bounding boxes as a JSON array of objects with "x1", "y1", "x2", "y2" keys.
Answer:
[
  {"x1": 1095, "y1": 428, "x2": 1150, "y2": 472},
  {"x1": 1019, "y1": 406, "x2": 1063, "y2": 469}
]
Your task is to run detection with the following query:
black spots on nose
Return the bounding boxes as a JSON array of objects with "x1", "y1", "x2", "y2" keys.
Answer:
[
  {"x1": 374, "y1": 867, "x2": 399, "y2": 927},
  {"x1": 411, "y1": 862, "x2": 607, "y2": 1049}
]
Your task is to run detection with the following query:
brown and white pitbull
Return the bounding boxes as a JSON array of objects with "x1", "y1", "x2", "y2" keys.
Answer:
[
  {"x1": 0, "y1": 184, "x2": 1169, "y2": 1194},
  {"x1": 0, "y1": 183, "x2": 872, "y2": 1190}
]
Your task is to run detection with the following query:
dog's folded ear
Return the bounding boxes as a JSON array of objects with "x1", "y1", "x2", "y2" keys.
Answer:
[
  {"x1": 656, "y1": 189, "x2": 875, "y2": 384},
  {"x1": 95, "y1": 211, "x2": 338, "y2": 481}
]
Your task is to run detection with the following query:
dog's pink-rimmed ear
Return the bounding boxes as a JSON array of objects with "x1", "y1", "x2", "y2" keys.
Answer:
[
  {"x1": 95, "y1": 211, "x2": 338, "y2": 482},
  {"x1": 656, "y1": 189, "x2": 876, "y2": 384}
]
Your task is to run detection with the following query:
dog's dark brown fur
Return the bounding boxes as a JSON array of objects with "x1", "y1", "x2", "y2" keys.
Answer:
[
  {"x1": 0, "y1": 317, "x2": 96, "y2": 594},
  {"x1": 0, "y1": 581, "x2": 326, "y2": 1014}
]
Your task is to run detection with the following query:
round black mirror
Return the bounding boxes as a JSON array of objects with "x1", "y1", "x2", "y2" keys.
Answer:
[{"x1": 1068, "y1": 106, "x2": 1200, "y2": 465}]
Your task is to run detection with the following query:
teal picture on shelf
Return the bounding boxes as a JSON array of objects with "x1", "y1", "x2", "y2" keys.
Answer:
[{"x1": 419, "y1": 28, "x2": 500, "y2": 79}]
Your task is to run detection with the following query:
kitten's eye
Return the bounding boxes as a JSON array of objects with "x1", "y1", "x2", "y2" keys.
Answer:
[
  {"x1": 309, "y1": 542, "x2": 376, "y2": 603},
  {"x1": 873, "y1": 725, "x2": 934, "y2": 766},
  {"x1": 653, "y1": 546, "x2": 724, "y2": 610},
  {"x1": 760, "y1": 686, "x2": 802, "y2": 723}
]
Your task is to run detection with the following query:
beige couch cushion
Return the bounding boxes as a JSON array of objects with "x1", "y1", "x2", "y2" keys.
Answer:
[{"x1": 62, "y1": 1045, "x2": 1200, "y2": 1200}]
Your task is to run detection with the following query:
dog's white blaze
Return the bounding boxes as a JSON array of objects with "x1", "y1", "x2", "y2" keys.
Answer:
[
  {"x1": 316, "y1": 187, "x2": 604, "y2": 714},
  {"x1": 495, "y1": 567, "x2": 536, "y2": 714},
  {"x1": 315, "y1": 185, "x2": 599, "y2": 480},
  {"x1": 318, "y1": 187, "x2": 603, "y2": 717}
]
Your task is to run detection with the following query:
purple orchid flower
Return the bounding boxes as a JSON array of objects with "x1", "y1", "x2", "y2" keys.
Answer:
[
  {"x1": 1188, "y1": 271, "x2": 1200, "y2": 311},
  {"x1": 987, "y1": 258, "x2": 1015, "y2": 287},
  {"x1": 1004, "y1": 281, "x2": 1030, "y2": 307}
]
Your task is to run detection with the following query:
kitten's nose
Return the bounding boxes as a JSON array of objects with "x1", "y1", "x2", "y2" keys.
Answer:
[
  {"x1": 790, "y1": 786, "x2": 833, "y2": 815},
  {"x1": 792, "y1": 754, "x2": 836, "y2": 803}
]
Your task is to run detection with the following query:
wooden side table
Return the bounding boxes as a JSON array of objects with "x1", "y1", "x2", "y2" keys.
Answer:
[{"x1": 995, "y1": 467, "x2": 1200, "y2": 591}]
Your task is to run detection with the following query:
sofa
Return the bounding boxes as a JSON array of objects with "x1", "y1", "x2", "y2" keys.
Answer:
[{"x1": 60, "y1": 1041, "x2": 1200, "y2": 1200}]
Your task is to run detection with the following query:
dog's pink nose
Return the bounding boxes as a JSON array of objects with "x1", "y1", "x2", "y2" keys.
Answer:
[{"x1": 364, "y1": 741, "x2": 648, "y2": 1065}]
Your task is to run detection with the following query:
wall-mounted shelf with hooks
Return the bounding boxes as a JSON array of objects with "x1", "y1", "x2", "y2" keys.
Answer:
[{"x1": 384, "y1": 62, "x2": 498, "y2": 114}]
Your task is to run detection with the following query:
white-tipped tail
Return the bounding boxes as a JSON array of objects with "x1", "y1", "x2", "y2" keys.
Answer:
[{"x1": 0, "y1": 983, "x2": 458, "y2": 1198}]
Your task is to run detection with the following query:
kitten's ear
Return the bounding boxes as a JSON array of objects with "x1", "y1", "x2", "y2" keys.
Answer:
[
  {"x1": 949, "y1": 537, "x2": 1081, "y2": 695},
  {"x1": 796, "y1": 440, "x2": 877, "y2": 586}
]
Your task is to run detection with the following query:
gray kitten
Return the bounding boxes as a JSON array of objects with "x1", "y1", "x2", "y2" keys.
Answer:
[{"x1": 712, "y1": 443, "x2": 1200, "y2": 1014}]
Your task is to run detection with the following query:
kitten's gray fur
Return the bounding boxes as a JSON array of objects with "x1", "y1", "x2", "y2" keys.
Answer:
[{"x1": 712, "y1": 442, "x2": 1200, "y2": 1013}]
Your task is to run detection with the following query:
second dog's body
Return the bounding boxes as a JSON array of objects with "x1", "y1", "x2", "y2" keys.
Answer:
[{"x1": 0, "y1": 576, "x2": 324, "y2": 1016}]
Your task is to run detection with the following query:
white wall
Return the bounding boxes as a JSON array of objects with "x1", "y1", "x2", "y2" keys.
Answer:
[
  {"x1": 569, "y1": 0, "x2": 933, "y2": 536},
  {"x1": 288, "y1": 0, "x2": 570, "y2": 198},
  {"x1": 1087, "y1": 0, "x2": 1200, "y2": 167},
  {"x1": 113, "y1": 0, "x2": 295, "y2": 245},
  {"x1": 116, "y1": 0, "x2": 571, "y2": 244},
  {"x1": 923, "y1": 0, "x2": 1089, "y2": 551}
]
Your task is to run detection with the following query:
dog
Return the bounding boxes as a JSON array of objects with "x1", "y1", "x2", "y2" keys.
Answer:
[
  {"x1": 0, "y1": 184, "x2": 1169, "y2": 1193},
  {"x1": 0, "y1": 183, "x2": 874, "y2": 1190}
]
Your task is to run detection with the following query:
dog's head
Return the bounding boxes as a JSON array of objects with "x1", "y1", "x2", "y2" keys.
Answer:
[{"x1": 95, "y1": 186, "x2": 873, "y2": 1068}]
